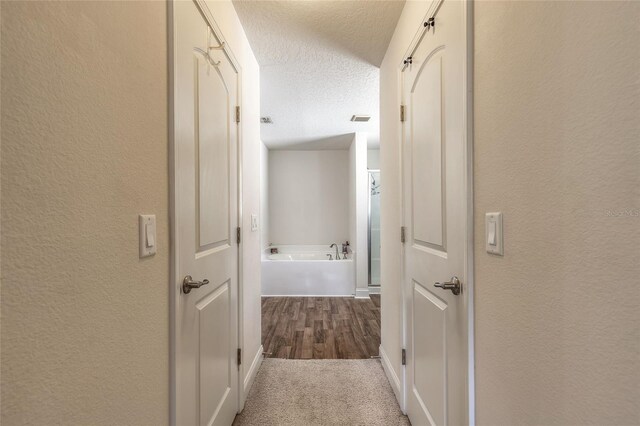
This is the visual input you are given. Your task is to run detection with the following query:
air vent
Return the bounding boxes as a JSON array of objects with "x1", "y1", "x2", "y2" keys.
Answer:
[
  {"x1": 260, "y1": 117, "x2": 273, "y2": 124},
  {"x1": 350, "y1": 115, "x2": 371, "y2": 122}
]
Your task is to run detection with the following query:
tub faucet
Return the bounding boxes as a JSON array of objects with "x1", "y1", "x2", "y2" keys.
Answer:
[{"x1": 330, "y1": 243, "x2": 340, "y2": 260}]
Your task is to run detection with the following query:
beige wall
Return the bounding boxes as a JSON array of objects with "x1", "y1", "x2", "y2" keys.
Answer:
[
  {"x1": 1, "y1": 0, "x2": 264, "y2": 422},
  {"x1": 474, "y1": 1, "x2": 639, "y2": 423},
  {"x1": 381, "y1": 0, "x2": 639, "y2": 423},
  {"x1": 1, "y1": 2, "x2": 169, "y2": 424}
]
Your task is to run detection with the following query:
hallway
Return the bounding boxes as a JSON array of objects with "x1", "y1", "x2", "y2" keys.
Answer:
[
  {"x1": 1, "y1": 0, "x2": 638, "y2": 425},
  {"x1": 233, "y1": 359, "x2": 408, "y2": 425}
]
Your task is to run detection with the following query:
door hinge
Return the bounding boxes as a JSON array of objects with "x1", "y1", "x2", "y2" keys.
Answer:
[
  {"x1": 402, "y1": 348, "x2": 406, "y2": 366},
  {"x1": 235, "y1": 106, "x2": 240, "y2": 123},
  {"x1": 237, "y1": 348, "x2": 242, "y2": 366},
  {"x1": 236, "y1": 227, "x2": 241, "y2": 244},
  {"x1": 400, "y1": 226, "x2": 406, "y2": 243},
  {"x1": 400, "y1": 104, "x2": 406, "y2": 122}
]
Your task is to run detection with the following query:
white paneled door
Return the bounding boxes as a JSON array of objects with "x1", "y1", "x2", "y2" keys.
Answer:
[
  {"x1": 173, "y1": 1, "x2": 239, "y2": 425},
  {"x1": 402, "y1": 0, "x2": 469, "y2": 425}
]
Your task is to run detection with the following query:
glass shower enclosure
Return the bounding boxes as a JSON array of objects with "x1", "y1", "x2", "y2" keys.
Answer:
[{"x1": 368, "y1": 170, "x2": 381, "y2": 286}]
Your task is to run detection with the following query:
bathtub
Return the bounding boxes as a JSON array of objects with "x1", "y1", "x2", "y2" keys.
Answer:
[{"x1": 261, "y1": 245, "x2": 355, "y2": 296}]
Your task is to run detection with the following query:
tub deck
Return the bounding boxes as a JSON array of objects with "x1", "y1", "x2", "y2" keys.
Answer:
[{"x1": 262, "y1": 245, "x2": 356, "y2": 296}]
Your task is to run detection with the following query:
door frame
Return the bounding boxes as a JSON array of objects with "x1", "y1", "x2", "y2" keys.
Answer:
[
  {"x1": 399, "y1": 0, "x2": 475, "y2": 423},
  {"x1": 368, "y1": 168, "x2": 380, "y2": 287},
  {"x1": 168, "y1": 1, "x2": 245, "y2": 423}
]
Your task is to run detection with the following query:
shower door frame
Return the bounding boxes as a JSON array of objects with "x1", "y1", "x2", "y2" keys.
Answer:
[{"x1": 368, "y1": 169, "x2": 380, "y2": 286}]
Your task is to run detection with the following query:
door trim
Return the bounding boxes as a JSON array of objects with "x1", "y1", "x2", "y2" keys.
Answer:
[
  {"x1": 464, "y1": 2, "x2": 476, "y2": 423},
  {"x1": 399, "y1": 1, "x2": 475, "y2": 424},
  {"x1": 368, "y1": 169, "x2": 381, "y2": 287},
  {"x1": 168, "y1": 1, "x2": 244, "y2": 424}
]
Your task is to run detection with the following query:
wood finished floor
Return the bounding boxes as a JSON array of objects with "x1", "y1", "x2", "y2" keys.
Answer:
[{"x1": 261, "y1": 295, "x2": 381, "y2": 360}]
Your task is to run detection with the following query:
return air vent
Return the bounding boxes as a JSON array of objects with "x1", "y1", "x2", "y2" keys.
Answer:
[{"x1": 350, "y1": 115, "x2": 371, "y2": 122}]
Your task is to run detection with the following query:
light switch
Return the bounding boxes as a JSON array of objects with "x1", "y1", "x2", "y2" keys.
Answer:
[
  {"x1": 139, "y1": 214, "x2": 157, "y2": 258},
  {"x1": 488, "y1": 221, "x2": 497, "y2": 246},
  {"x1": 485, "y1": 212, "x2": 503, "y2": 255},
  {"x1": 251, "y1": 214, "x2": 258, "y2": 232},
  {"x1": 145, "y1": 223, "x2": 155, "y2": 247}
]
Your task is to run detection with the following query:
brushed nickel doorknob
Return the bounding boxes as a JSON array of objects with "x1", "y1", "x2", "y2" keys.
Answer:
[
  {"x1": 434, "y1": 276, "x2": 461, "y2": 295},
  {"x1": 182, "y1": 275, "x2": 210, "y2": 294}
]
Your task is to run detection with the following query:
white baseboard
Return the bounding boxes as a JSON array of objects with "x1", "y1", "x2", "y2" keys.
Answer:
[
  {"x1": 354, "y1": 288, "x2": 370, "y2": 299},
  {"x1": 379, "y1": 344, "x2": 402, "y2": 407},
  {"x1": 368, "y1": 286, "x2": 381, "y2": 295},
  {"x1": 243, "y1": 344, "x2": 263, "y2": 399}
]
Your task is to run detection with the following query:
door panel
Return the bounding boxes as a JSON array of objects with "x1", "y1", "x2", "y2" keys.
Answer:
[
  {"x1": 174, "y1": 1, "x2": 239, "y2": 425},
  {"x1": 411, "y1": 52, "x2": 445, "y2": 251},
  {"x1": 196, "y1": 57, "x2": 230, "y2": 249},
  {"x1": 198, "y1": 282, "x2": 231, "y2": 425},
  {"x1": 413, "y1": 282, "x2": 447, "y2": 425},
  {"x1": 402, "y1": 1, "x2": 468, "y2": 425}
]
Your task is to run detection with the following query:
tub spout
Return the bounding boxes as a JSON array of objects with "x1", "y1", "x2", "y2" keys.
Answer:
[{"x1": 330, "y1": 243, "x2": 340, "y2": 260}]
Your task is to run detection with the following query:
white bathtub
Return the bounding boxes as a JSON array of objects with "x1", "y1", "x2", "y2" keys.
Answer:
[{"x1": 262, "y1": 245, "x2": 355, "y2": 296}]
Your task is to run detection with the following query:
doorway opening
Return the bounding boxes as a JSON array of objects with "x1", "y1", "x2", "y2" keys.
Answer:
[{"x1": 260, "y1": 134, "x2": 381, "y2": 360}]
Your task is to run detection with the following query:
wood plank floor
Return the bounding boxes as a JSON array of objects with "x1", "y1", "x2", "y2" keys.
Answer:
[{"x1": 261, "y1": 295, "x2": 381, "y2": 360}]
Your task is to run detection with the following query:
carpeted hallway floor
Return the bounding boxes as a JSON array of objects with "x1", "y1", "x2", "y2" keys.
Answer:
[{"x1": 233, "y1": 359, "x2": 410, "y2": 425}]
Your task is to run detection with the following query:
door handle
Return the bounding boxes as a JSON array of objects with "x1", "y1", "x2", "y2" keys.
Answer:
[
  {"x1": 182, "y1": 275, "x2": 210, "y2": 294},
  {"x1": 434, "y1": 276, "x2": 461, "y2": 295}
]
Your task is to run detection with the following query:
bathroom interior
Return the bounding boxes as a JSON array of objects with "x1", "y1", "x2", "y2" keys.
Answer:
[
  {"x1": 260, "y1": 134, "x2": 382, "y2": 359},
  {"x1": 236, "y1": 0, "x2": 388, "y2": 360}
]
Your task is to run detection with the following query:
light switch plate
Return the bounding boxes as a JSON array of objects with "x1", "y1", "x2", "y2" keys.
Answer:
[
  {"x1": 485, "y1": 212, "x2": 503, "y2": 255},
  {"x1": 139, "y1": 214, "x2": 157, "y2": 258},
  {"x1": 251, "y1": 214, "x2": 258, "y2": 232}
]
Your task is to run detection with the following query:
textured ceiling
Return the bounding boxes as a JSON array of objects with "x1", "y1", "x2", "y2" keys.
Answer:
[{"x1": 233, "y1": 0, "x2": 405, "y2": 149}]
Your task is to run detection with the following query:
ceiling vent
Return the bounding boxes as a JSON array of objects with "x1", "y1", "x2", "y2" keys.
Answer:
[
  {"x1": 261, "y1": 117, "x2": 273, "y2": 124},
  {"x1": 350, "y1": 115, "x2": 371, "y2": 122}
]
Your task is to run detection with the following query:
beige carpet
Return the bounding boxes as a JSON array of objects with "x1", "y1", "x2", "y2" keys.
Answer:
[{"x1": 233, "y1": 359, "x2": 410, "y2": 426}]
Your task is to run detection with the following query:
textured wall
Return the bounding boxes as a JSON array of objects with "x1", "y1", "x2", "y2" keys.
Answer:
[
  {"x1": 474, "y1": 1, "x2": 640, "y2": 423},
  {"x1": 269, "y1": 150, "x2": 350, "y2": 245},
  {"x1": 381, "y1": 0, "x2": 640, "y2": 422},
  {"x1": 1, "y1": 2, "x2": 169, "y2": 424}
]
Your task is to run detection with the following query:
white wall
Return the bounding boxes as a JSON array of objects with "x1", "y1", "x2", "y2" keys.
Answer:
[
  {"x1": 269, "y1": 150, "x2": 349, "y2": 245},
  {"x1": 349, "y1": 133, "x2": 369, "y2": 297},
  {"x1": 368, "y1": 149, "x2": 380, "y2": 169},
  {"x1": 203, "y1": 0, "x2": 263, "y2": 406},
  {"x1": 260, "y1": 142, "x2": 269, "y2": 249},
  {"x1": 381, "y1": 1, "x2": 640, "y2": 423}
]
